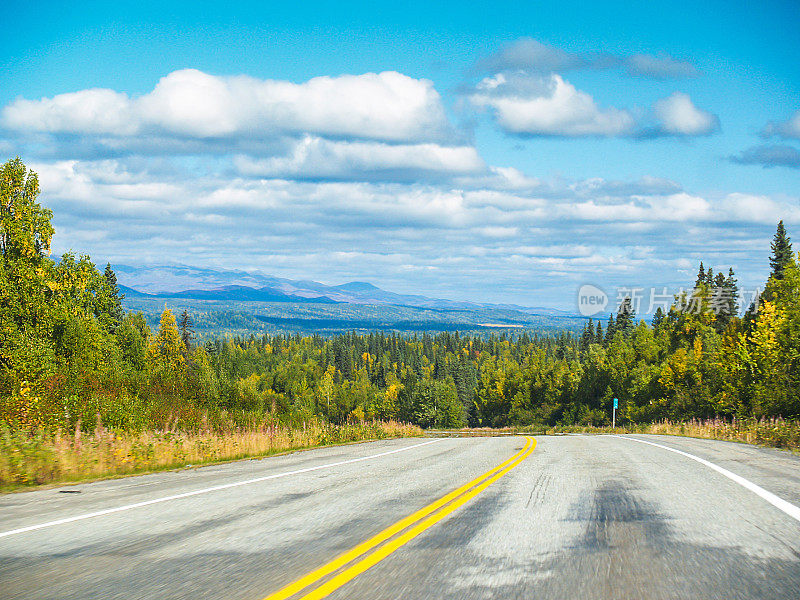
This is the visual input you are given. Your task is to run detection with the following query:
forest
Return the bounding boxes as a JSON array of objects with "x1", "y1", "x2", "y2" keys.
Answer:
[{"x1": 2, "y1": 157, "x2": 800, "y2": 436}]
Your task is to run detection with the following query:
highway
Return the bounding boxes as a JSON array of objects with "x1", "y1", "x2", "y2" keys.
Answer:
[{"x1": 1, "y1": 434, "x2": 799, "y2": 599}]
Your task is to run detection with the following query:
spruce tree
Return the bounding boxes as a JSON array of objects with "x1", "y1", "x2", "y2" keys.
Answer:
[
  {"x1": 769, "y1": 220, "x2": 793, "y2": 280},
  {"x1": 695, "y1": 262, "x2": 705, "y2": 287},
  {"x1": 580, "y1": 319, "x2": 595, "y2": 352},
  {"x1": 102, "y1": 263, "x2": 125, "y2": 330},
  {"x1": 652, "y1": 306, "x2": 665, "y2": 330},
  {"x1": 726, "y1": 268, "x2": 739, "y2": 314},
  {"x1": 178, "y1": 310, "x2": 194, "y2": 352},
  {"x1": 615, "y1": 297, "x2": 635, "y2": 333},
  {"x1": 604, "y1": 314, "x2": 615, "y2": 345},
  {"x1": 715, "y1": 267, "x2": 739, "y2": 331}
]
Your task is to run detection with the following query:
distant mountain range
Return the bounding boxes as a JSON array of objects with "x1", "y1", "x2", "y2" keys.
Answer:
[
  {"x1": 118, "y1": 284, "x2": 341, "y2": 304},
  {"x1": 112, "y1": 264, "x2": 586, "y2": 338},
  {"x1": 113, "y1": 264, "x2": 576, "y2": 317}
]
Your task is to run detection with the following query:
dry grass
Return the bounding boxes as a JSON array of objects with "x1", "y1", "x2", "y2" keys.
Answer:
[
  {"x1": 540, "y1": 417, "x2": 800, "y2": 452},
  {"x1": 637, "y1": 417, "x2": 800, "y2": 450},
  {"x1": 0, "y1": 420, "x2": 422, "y2": 491}
]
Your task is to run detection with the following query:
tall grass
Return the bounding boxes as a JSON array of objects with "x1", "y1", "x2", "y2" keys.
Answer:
[
  {"x1": 638, "y1": 417, "x2": 800, "y2": 450},
  {"x1": 541, "y1": 417, "x2": 800, "y2": 451},
  {"x1": 0, "y1": 419, "x2": 421, "y2": 491}
]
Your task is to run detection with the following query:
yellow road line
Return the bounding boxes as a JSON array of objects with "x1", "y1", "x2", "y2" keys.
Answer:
[
  {"x1": 262, "y1": 436, "x2": 534, "y2": 600},
  {"x1": 297, "y1": 436, "x2": 536, "y2": 600}
]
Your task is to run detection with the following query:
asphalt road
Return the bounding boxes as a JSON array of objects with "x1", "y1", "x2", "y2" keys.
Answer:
[{"x1": 1, "y1": 434, "x2": 799, "y2": 599}]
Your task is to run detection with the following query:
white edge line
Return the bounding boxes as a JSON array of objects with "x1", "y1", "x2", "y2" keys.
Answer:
[
  {"x1": 0, "y1": 438, "x2": 442, "y2": 539},
  {"x1": 609, "y1": 434, "x2": 800, "y2": 523}
]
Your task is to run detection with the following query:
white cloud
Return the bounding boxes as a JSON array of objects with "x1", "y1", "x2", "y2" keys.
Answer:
[
  {"x1": 561, "y1": 193, "x2": 711, "y2": 223},
  {"x1": 477, "y1": 226, "x2": 520, "y2": 238},
  {"x1": 468, "y1": 41, "x2": 712, "y2": 140},
  {"x1": 719, "y1": 193, "x2": 800, "y2": 223},
  {"x1": 453, "y1": 166, "x2": 543, "y2": 192},
  {"x1": 466, "y1": 87, "x2": 718, "y2": 139},
  {"x1": 652, "y1": 92, "x2": 719, "y2": 136},
  {"x1": 4, "y1": 89, "x2": 137, "y2": 135},
  {"x1": 3, "y1": 69, "x2": 453, "y2": 144},
  {"x1": 469, "y1": 73, "x2": 635, "y2": 137},
  {"x1": 234, "y1": 136, "x2": 485, "y2": 182}
]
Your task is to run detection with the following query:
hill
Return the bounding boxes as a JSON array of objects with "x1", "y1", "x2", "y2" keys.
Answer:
[{"x1": 114, "y1": 265, "x2": 585, "y2": 338}]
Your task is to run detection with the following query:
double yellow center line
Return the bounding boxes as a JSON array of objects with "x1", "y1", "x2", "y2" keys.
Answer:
[{"x1": 263, "y1": 436, "x2": 536, "y2": 600}]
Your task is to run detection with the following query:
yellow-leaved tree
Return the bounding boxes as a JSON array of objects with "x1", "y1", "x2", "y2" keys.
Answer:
[{"x1": 149, "y1": 308, "x2": 186, "y2": 391}]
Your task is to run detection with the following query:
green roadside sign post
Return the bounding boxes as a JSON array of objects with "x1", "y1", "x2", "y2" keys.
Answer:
[{"x1": 613, "y1": 397, "x2": 618, "y2": 429}]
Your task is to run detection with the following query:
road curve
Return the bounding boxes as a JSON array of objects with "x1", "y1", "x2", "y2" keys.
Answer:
[{"x1": 1, "y1": 434, "x2": 799, "y2": 599}]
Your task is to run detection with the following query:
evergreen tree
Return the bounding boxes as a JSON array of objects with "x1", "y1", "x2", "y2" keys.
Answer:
[
  {"x1": 594, "y1": 321, "x2": 604, "y2": 345},
  {"x1": 725, "y1": 268, "x2": 739, "y2": 314},
  {"x1": 769, "y1": 220, "x2": 793, "y2": 280},
  {"x1": 652, "y1": 307, "x2": 665, "y2": 330},
  {"x1": 695, "y1": 262, "x2": 705, "y2": 287},
  {"x1": 604, "y1": 314, "x2": 615, "y2": 345},
  {"x1": 99, "y1": 263, "x2": 125, "y2": 332},
  {"x1": 615, "y1": 297, "x2": 635, "y2": 333},
  {"x1": 714, "y1": 268, "x2": 740, "y2": 332},
  {"x1": 580, "y1": 319, "x2": 595, "y2": 352},
  {"x1": 178, "y1": 310, "x2": 194, "y2": 352}
]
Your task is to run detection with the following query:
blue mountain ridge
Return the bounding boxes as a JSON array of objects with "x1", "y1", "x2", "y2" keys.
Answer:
[{"x1": 113, "y1": 264, "x2": 578, "y2": 317}]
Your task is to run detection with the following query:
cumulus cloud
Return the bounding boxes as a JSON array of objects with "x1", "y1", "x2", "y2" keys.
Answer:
[
  {"x1": 2, "y1": 69, "x2": 453, "y2": 144},
  {"x1": 761, "y1": 110, "x2": 800, "y2": 139},
  {"x1": 469, "y1": 73, "x2": 636, "y2": 137},
  {"x1": 467, "y1": 40, "x2": 712, "y2": 140},
  {"x1": 650, "y1": 92, "x2": 720, "y2": 136},
  {"x1": 718, "y1": 193, "x2": 794, "y2": 223},
  {"x1": 474, "y1": 38, "x2": 698, "y2": 80},
  {"x1": 731, "y1": 144, "x2": 800, "y2": 169},
  {"x1": 468, "y1": 74, "x2": 717, "y2": 139},
  {"x1": 3, "y1": 89, "x2": 137, "y2": 135},
  {"x1": 234, "y1": 136, "x2": 486, "y2": 182}
]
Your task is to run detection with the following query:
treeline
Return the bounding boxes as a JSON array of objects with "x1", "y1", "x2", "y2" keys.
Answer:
[{"x1": 1, "y1": 158, "x2": 799, "y2": 432}]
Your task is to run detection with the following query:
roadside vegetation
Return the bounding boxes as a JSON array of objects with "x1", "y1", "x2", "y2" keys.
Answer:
[
  {"x1": 543, "y1": 417, "x2": 800, "y2": 451},
  {"x1": 0, "y1": 420, "x2": 419, "y2": 491},
  {"x1": 2, "y1": 157, "x2": 800, "y2": 488},
  {"x1": 638, "y1": 417, "x2": 800, "y2": 449},
  {"x1": 429, "y1": 418, "x2": 800, "y2": 452}
]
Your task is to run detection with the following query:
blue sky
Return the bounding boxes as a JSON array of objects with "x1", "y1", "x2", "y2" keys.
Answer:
[{"x1": 1, "y1": 0, "x2": 799, "y2": 308}]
